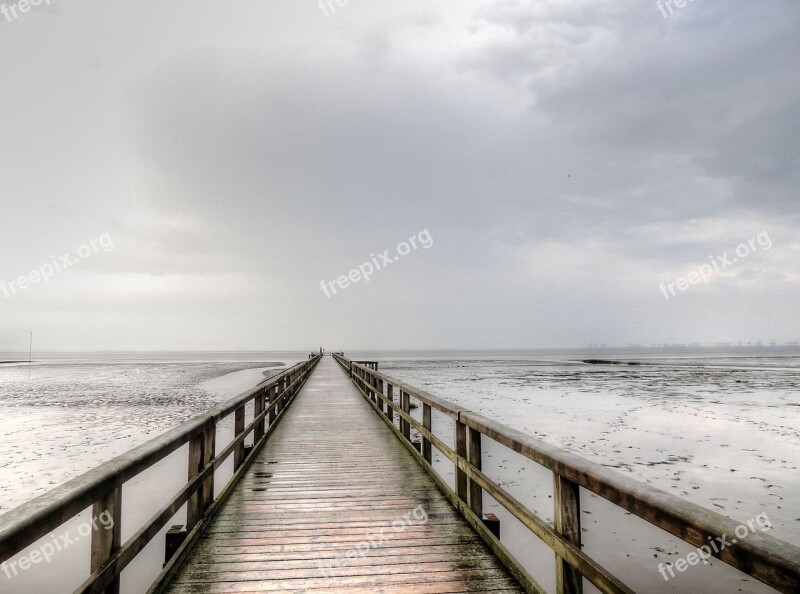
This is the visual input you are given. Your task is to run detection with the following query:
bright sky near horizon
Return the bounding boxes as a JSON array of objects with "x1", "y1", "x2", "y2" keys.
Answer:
[{"x1": 1, "y1": 0, "x2": 799, "y2": 351}]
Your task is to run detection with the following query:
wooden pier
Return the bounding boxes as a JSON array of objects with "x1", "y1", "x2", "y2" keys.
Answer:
[
  {"x1": 161, "y1": 357, "x2": 522, "y2": 593},
  {"x1": 1, "y1": 352, "x2": 800, "y2": 594}
]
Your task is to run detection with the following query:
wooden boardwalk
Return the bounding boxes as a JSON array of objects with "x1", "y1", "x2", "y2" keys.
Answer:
[{"x1": 163, "y1": 357, "x2": 524, "y2": 594}]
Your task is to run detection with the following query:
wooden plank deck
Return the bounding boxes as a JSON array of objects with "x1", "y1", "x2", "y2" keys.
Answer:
[{"x1": 163, "y1": 357, "x2": 524, "y2": 594}]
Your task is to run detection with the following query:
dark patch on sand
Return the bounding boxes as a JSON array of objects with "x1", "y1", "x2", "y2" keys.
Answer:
[{"x1": 581, "y1": 359, "x2": 641, "y2": 366}]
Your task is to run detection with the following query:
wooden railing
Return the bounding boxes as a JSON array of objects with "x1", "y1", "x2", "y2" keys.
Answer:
[
  {"x1": 333, "y1": 353, "x2": 800, "y2": 594},
  {"x1": 0, "y1": 355, "x2": 321, "y2": 594}
]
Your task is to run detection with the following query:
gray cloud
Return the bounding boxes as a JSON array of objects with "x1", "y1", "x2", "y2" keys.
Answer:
[{"x1": 0, "y1": 0, "x2": 798, "y2": 349}]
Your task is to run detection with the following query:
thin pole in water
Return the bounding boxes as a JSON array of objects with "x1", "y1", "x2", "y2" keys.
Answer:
[{"x1": 28, "y1": 331, "x2": 32, "y2": 380}]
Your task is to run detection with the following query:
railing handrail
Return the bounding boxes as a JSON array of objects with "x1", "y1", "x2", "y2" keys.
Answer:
[
  {"x1": 209, "y1": 359, "x2": 307, "y2": 419},
  {"x1": 459, "y1": 409, "x2": 800, "y2": 589},
  {"x1": 0, "y1": 356, "x2": 320, "y2": 571},
  {"x1": 343, "y1": 362, "x2": 468, "y2": 417},
  {"x1": 335, "y1": 354, "x2": 800, "y2": 594}
]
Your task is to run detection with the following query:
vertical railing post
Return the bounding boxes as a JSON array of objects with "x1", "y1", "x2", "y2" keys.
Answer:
[
  {"x1": 91, "y1": 487, "x2": 122, "y2": 594},
  {"x1": 187, "y1": 428, "x2": 205, "y2": 530},
  {"x1": 455, "y1": 416, "x2": 468, "y2": 504},
  {"x1": 377, "y1": 377, "x2": 384, "y2": 413},
  {"x1": 423, "y1": 403, "x2": 432, "y2": 464},
  {"x1": 234, "y1": 405, "x2": 245, "y2": 471},
  {"x1": 554, "y1": 474, "x2": 583, "y2": 594},
  {"x1": 468, "y1": 427, "x2": 482, "y2": 519},
  {"x1": 254, "y1": 389, "x2": 265, "y2": 442},
  {"x1": 267, "y1": 385, "x2": 275, "y2": 425},
  {"x1": 386, "y1": 383, "x2": 394, "y2": 423},
  {"x1": 401, "y1": 390, "x2": 411, "y2": 441},
  {"x1": 202, "y1": 423, "x2": 216, "y2": 511}
]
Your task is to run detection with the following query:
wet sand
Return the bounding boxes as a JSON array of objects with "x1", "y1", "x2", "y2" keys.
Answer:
[
  {"x1": 0, "y1": 361, "x2": 285, "y2": 513},
  {"x1": 385, "y1": 356, "x2": 799, "y2": 593}
]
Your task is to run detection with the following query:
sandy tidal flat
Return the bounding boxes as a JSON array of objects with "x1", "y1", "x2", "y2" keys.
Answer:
[
  {"x1": 382, "y1": 354, "x2": 800, "y2": 593},
  {"x1": 0, "y1": 360, "x2": 284, "y2": 513}
]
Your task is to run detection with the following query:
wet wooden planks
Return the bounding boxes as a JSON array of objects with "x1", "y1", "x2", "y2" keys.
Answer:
[{"x1": 163, "y1": 357, "x2": 524, "y2": 594}]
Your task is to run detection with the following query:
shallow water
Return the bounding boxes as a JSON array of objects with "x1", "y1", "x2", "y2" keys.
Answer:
[{"x1": 0, "y1": 359, "x2": 294, "y2": 513}]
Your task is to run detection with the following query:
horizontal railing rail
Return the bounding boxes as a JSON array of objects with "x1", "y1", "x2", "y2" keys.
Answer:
[
  {"x1": 0, "y1": 354, "x2": 322, "y2": 594},
  {"x1": 333, "y1": 353, "x2": 800, "y2": 594}
]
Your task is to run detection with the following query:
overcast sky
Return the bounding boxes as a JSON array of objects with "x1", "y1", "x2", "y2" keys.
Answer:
[{"x1": 0, "y1": 0, "x2": 798, "y2": 351}]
